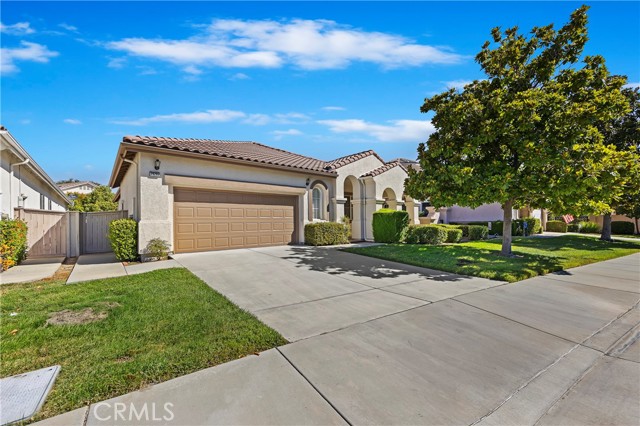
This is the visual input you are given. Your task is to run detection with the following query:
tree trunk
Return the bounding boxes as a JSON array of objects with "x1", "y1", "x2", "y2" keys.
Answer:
[
  {"x1": 501, "y1": 200, "x2": 513, "y2": 256},
  {"x1": 600, "y1": 213, "x2": 612, "y2": 242},
  {"x1": 635, "y1": 218, "x2": 639, "y2": 235}
]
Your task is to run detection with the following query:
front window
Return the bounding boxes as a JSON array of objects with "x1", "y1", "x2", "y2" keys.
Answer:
[{"x1": 312, "y1": 188, "x2": 322, "y2": 220}]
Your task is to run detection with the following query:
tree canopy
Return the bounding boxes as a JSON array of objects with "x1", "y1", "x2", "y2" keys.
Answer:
[
  {"x1": 405, "y1": 5, "x2": 631, "y2": 255},
  {"x1": 69, "y1": 185, "x2": 117, "y2": 212}
]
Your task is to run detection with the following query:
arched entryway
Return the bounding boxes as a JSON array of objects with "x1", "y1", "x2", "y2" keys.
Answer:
[{"x1": 382, "y1": 188, "x2": 398, "y2": 210}]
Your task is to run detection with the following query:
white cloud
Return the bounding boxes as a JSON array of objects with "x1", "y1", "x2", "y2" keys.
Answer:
[
  {"x1": 20, "y1": 119, "x2": 31, "y2": 125},
  {"x1": 183, "y1": 65, "x2": 203, "y2": 75},
  {"x1": 64, "y1": 118, "x2": 82, "y2": 125},
  {"x1": 322, "y1": 106, "x2": 345, "y2": 111},
  {"x1": 274, "y1": 112, "x2": 310, "y2": 123},
  {"x1": 59, "y1": 23, "x2": 78, "y2": 32},
  {"x1": 243, "y1": 113, "x2": 271, "y2": 126},
  {"x1": 137, "y1": 66, "x2": 157, "y2": 76},
  {"x1": 230, "y1": 72, "x2": 250, "y2": 80},
  {"x1": 318, "y1": 118, "x2": 434, "y2": 142},
  {"x1": 1, "y1": 41, "x2": 58, "y2": 74},
  {"x1": 271, "y1": 128, "x2": 302, "y2": 140},
  {"x1": 106, "y1": 18, "x2": 464, "y2": 73},
  {"x1": 0, "y1": 22, "x2": 35, "y2": 36},
  {"x1": 112, "y1": 109, "x2": 246, "y2": 126},
  {"x1": 107, "y1": 57, "x2": 126, "y2": 69},
  {"x1": 444, "y1": 79, "x2": 473, "y2": 90},
  {"x1": 623, "y1": 82, "x2": 640, "y2": 89}
]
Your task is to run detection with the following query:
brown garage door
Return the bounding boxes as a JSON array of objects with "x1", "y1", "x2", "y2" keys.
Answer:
[{"x1": 173, "y1": 188, "x2": 296, "y2": 253}]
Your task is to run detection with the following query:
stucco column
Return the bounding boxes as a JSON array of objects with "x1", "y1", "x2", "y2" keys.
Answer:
[
  {"x1": 405, "y1": 199, "x2": 419, "y2": 225},
  {"x1": 363, "y1": 199, "x2": 384, "y2": 241},
  {"x1": 541, "y1": 209, "x2": 548, "y2": 231},
  {"x1": 335, "y1": 198, "x2": 346, "y2": 222},
  {"x1": 350, "y1": 199, "x2": 364, "y2": 241}
]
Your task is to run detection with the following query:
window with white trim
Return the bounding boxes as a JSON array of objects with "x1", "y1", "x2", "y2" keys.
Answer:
[{"x1": 312, "y1": 188, "x2": 322, "y2": 220}]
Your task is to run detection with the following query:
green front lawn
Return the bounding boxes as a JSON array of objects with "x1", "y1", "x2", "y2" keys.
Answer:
[
  {"x1": 344, "y1": 235, "x2": 640, "y2": 283},
  {"x1": 0, "y1": 268, "x2": 286, "y2": 421}
]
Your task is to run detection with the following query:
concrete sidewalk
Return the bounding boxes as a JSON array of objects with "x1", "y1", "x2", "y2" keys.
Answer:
[
  {"x1": 34, "y1": 251, "x2": 640, "y2": 425},
  {"x1": 0, "y1": 257, "x2": 64, "y2": 285},
  {"x1": 66, "y1": 253, "x2": 181, "y2": 284}
]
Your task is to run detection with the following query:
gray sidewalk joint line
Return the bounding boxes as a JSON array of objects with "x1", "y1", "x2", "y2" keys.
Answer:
[
  {"x1": 285, "y1": 302, "x2": 430, "y2": 344},
  {"x1": 82, "y1": 404, "x2": 89, "y2": 426},
  {"x1": 275, "y1": 348, "x2": 353, "y2": 426},
  {"x1": 539, "y1": 275, "x2": 640, "y2": 294},
  {"x1": 473, "y1": 301, "x2": 639, "y2": 426},
  {"x1": 253, "y1": 288, "x2": 376, "y2": 313}
]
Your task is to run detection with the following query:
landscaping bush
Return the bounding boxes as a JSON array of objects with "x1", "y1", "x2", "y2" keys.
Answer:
[
  {"x1": 468, "y1": 225, "x2": 489, "y2": 241},
  {"x1": 579, "y1": 222, "x2": 600, "y2": 234},
  {"x1": 567, "y1": 223, "x2": 580, "y2": 232},
  {"x1": 145, "y1": 238, "x2": 170, "y2": 260},
  {"x1": 405, "y1": 225, "x2": 447, "y2": 245},
  {"x1": 521, "y1": 217, "x2": 542, "y2": 235},
  {"x1": 546, "y1": 220, "x2": 568, "y2": 233},
  {"x1": 305, "y1": 222, "x2": 350, "y2": 246},
  {"x1": 0, "y1": 218, "x2": 28, "y2": 271},
  {"x1": 439, "y1": 226, "x2": 463, "y2": 243},
  {"x1": 490, "y1": 220, "x2": 522, "y2": 236},
  {"x1": 611, "y1": 221, "x2": 635, "y2": 235},
  {"x1": 454, "y1": 225, "x2": 470, "y2": 237},
  {"x1": 372, "y1": 209, "x2": 409, "y2": 243},
  {"x1": 108, "y1": 219, "x2": 138, "y2": 261}
]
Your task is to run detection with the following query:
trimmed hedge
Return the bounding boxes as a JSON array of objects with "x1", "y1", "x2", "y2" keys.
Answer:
[
  {"x1": 441, "y1": 226, "x2": 463, "y2": 243},
  {"x1": 468, "y1": 225, "x2": 489, "y2": 241},
  {"x1": 405, "y1": 225, "x2": 447, "y2": 245},
  {"x1": 489, "y1": 218, "x2": 542, "y2": 236},
  {"x1": 611, "y1": 221, "x2": 635, "y2": 235},
  {"x1": 546, "y1": 220, "x2": 568, "y2": 233},
  {"x1": 579, "y1": 222, "x2": 600, "y2": 233},
  {"x1": 372, "y1": 209, "x2": 410, "y2": 243},
  {"x1": 568, "y1": 223, "x2": 580, "y2": 232},
  {"x1": 108, "y1": 218, "x2": 138, "y2": 261},
  {"x1": 305, "y1": 222, "x2": 350, "y2": 246},
  {"x1": 0, "y1": 219, "x2": 28, "y2": 271}
]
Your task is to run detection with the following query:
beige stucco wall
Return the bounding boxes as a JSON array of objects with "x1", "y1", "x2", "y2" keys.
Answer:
[{"x1": 124, "y1": 151, "x2": 336, "y2": 253}]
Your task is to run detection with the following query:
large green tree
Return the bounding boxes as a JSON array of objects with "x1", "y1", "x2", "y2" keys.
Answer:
[
  {"x1": 406, "y1": 5, "x2": 629, "y2": 255},
  {"x1": 69, "y1": 185, "x2": 117, "y2": 212},
  {"x1": 597, "y1": 88, "x2": 640, "y2": 240}
]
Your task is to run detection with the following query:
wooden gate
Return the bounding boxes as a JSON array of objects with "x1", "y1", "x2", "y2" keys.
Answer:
[
  {"x1": 14, "y1": 209, "x2": 68, "y2": 257},
  {"x1": 80, "y1": 211, "x2": 128, "y2": 254}
]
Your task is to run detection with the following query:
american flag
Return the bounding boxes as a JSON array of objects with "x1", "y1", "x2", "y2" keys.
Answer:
[{"x1": 562, "y1": 214, "x2": 574, "y2": 224}]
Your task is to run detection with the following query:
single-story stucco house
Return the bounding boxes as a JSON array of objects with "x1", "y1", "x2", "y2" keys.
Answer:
[
  {"x1": 1, "y1": 127, "x2": 69, "y2": 218},
  {"x1": 58, "y1": 180, "x2": 100, "y2": 195},
  {"x1": 109, "y1": 135, "x2": 422, "y2": 255}
]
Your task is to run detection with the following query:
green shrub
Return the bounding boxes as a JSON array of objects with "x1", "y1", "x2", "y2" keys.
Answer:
[
  {"x1": 405, "y1": 225, "x2": 447, "y2": 245},
  {"x1": 546, "y1": 220, "x2": 568, "y2": 233},
  {"x1": 468, "y1": 225, "x2": 489, "y2": 241},
  {"x1": 611, "y1": 221, "x2": 635, "y2": 235},
  {"x1": 579, "y1": 222, "x2": 600, "y2": 233},
  {"x1": 567, "y1": 223, "x2": 580, "y2": 232},
  {"x1": 145, "y1": 238, "x2": 170, "y2": 260},
  {"x1": 0, "y1": 219, "x2": 28, "y2": 271},
  {"x1": 108, "y1": 219, "x2": 138, "y2": 261},
  {"x1": 453, "y1": 225, "x2": 470, "y2": 237},
  {"x1": 305, "y1": 222, "x2": 350, "y2": 246},
  {"x1": 372, "y1": 209, "x2": 410, "y2": 243},
  {"x1": 439, "y1": 226, "x2": 463, "y2": 243},
  {"x1": 490, "y1": 221, "x2": 522, "y2": 236},
  {"x1": 521, "y1": 218, "x2": 542, "y2": 235}
]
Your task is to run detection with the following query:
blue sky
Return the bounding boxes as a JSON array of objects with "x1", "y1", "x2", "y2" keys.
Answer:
[{"x1": 2, "y1": 1, "x2": 639, "y2": 184}]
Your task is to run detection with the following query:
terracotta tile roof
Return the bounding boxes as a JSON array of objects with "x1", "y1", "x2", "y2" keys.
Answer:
[
  {"x1": 326, "y1": 150, "x2": 384, "y2": 169},
  {"x1": 361, "y1": 161, "x2": 408, "y2": 178},
  {"x1": 122, "y1": 135, "x2": 335, "y2": 174}
]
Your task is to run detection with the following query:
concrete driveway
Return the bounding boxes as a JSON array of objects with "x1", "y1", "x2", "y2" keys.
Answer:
[{"x1": 36, "y1": 247, "x2": 639, "y2": 425}]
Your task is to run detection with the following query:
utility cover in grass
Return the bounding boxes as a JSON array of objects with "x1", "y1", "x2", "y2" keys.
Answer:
[{"x1": 0, "y1": 365, "x2": 60, "y2": 425}]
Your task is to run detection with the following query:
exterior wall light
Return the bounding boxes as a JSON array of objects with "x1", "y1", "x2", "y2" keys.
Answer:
[{"x1": 154, "y1": 159, "x2": 161, "y2": 170}]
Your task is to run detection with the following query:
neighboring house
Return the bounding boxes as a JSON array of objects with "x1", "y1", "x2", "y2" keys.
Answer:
[
  {"x1": 58, "y1": 181, "x2": 100, "y2": 195},
  {"x1": 109, "y1": 136, "x2": 421, "y2": 255},
  {"x1": 1, "y1": 126, "x2": 69, "y2": 218}
]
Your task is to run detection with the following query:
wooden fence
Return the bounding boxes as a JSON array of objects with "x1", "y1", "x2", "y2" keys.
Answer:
[{"x1": 14, "y1": 209, "x2": 68, "y2": 257}]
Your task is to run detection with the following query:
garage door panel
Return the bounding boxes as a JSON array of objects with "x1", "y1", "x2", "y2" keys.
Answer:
[{"x1": 174, "y1": 189, "x2": 296, "y2": 253}]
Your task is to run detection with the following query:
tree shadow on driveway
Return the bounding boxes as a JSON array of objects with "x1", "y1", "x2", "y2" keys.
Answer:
[{"x1": 276, "y1": 245, "x2": 475, "y2": 283}]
